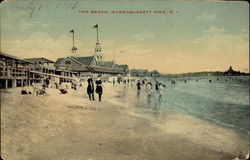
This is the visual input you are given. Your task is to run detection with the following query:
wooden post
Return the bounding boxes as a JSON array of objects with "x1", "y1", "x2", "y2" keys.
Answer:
[
  {"x1": 12, "y1": 79, "x2": 16, "y2": 88},
  {"x1": 21, "y1": 79, "x2": 23, "y2": 87}
]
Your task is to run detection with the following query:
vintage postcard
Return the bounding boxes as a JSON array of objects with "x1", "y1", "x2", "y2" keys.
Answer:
[{"x1": 0, "y1": 0, "x2": 249, "y2": 160}]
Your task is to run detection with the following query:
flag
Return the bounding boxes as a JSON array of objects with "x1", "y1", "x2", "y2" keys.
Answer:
[
  {"x1": 69, "y1": 29, "x2": 74, "y2": 33},
  {"x1": 92, "y1": 24, "x2": 98, "y2": 29}
]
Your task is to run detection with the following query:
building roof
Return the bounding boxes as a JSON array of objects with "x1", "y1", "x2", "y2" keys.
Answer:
[
  {"x1": 227, "y1": 66, "x2": 234, "y2": 72},
  {"x1": 54, "y1": 56, "x2": 129, "y2": 74},
  {"x1": 0, "y1": 51, "x2": 34, "y2": 64},
  {"x1": 72, "y1": 56, "x2": 96, "y2": 66},
  {"x1": 55, "y1": 58, "x2": 64, "y2": 64},
  {"x1": 89, "y1": 66, "x2": 123, "y2": 74},
  {"x1": 119, "y1": 64, "x2": 128, "y2": 68},
  {"x1": 101, "y1": 61, "x2": 114, "y2": 68},
  {"x1": 24, "y1": 57, "x2": 55, "y2": 63},
  {"x1": 150, "y1": 70, "x2": 160, "y2": 74},
  {"x1": 55, "y1": 56, "x2": 96, "y2": 66},
  {"x1": 118, "y1": 64, "x2": 129, "y2": 71}
]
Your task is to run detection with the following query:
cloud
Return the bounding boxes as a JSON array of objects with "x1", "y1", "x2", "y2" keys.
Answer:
[
  {"x1": 202, "y1": 26, "x2": 225, "y2": 34},
  {"x1": 2, "y1": 32, "x2": 85, "y2": 61},
  {"x1": 197, "y1": 12, "x2": 217, "y2": 21},
  {"x1": 132, "y1": 29, "x2": 155, "y2": 40}
]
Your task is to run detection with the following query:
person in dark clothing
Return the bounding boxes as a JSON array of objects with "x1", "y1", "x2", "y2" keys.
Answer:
[
  {"x1": 136, "y1": 81, "x2": 141, "y2": 96},
  {"x1": 95, "y1": 76, "x2": 103, "y2": 102},
  {"x1": 142, "y1": 80, "x2": 145, "y2": 85},
  {"x1": 155, "y1": 82, "x2": 159, "y2": 92},
  {"x1": 113, "y1": 78, "x2": 115, "y2": 86},
  {"x1": 87, "y1": 77, "x2": 95, "y2": 101}
]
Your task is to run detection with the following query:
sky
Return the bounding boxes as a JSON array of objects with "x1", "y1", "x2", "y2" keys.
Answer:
[{"x1": 1, "y1": 0, "x2": 249, "y2": 74}]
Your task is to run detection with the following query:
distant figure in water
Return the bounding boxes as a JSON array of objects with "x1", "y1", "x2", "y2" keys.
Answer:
[
  {"x1": 158, "y1": 83, "x2": 164, "y2": 102},
  {"x1": 209, "y1": 80, "x2": 212, "y2": 83},
  {"x1": 146, "y1": 82, "x2": 153, "y2": 104},
  {"x1": 155, "y1": 82, "x2": 159, "y2": 92},
  {"x1": 226, "y1": 79, "x2": 228, "y2": 82},
  {"x1": 184, "y1": 79, "x2": 187, "y2": 83},
  {"x1": 142, "y1": 80, "x2": 145, "y2": 86},
  {"x1": 87, "y1": 77, "x2": 95, "y2": 101},
  {"x1": 217, "y1": 78, "x2": 219, "y2": 81},
  {"x1": 136, "y1": 80, "x2": 141, "y2": 96},
  {"x1": 171, "y1": 80, "x2": 175, "y2": 84},
  {"x1": 95, "y1": 75, "x2": 103, "y2": 102}
]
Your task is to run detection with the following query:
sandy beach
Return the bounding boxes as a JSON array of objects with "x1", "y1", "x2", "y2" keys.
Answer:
[{"x1": 1, "y1": 82, "x2": 249, "y2": 160}]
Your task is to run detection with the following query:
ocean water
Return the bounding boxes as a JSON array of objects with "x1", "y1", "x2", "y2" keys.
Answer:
[{"x1": 120, "y1": 76, "x2": 249, "y2": 140}]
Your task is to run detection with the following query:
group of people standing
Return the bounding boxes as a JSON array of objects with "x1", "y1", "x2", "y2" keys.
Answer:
[
  {"x1": 87, "y1": 75, "x2": 103, "y2": 102},
  {"x1": 136, "y1": 79, "x2": 165, "y2": 101}
]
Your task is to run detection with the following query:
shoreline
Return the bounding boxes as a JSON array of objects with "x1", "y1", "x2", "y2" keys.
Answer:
[{"x1": 1, "y1": 84, "x2": 249, "y2": 160}]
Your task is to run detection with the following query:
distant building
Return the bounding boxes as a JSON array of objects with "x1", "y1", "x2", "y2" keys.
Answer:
[
  {"x1": 149, "y1": 70, "x2": 160, "y2": 77},
  {"x1": 130, "y1": 69, "x2": 160, "y2": 77},
  {"x1": 118, "y1": 64, "x2": 129, "y2": 76},
  {"x1": 54, "y1": 56, "x2": 125, "y2": 77},
  {"x1": 130, "y1": 69, "x2": 149, "y2": 77},
  {"x1": 224, "y1": 66, "x2": 241, "y2": 76},
  {"x1": 24, "y1": 57, "x2": 77, "y2": 84},
  {"x1": 24, "y1": 57, "x2": 55, "y2": 74}
]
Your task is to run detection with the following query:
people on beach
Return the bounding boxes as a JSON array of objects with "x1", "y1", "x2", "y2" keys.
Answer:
[
  {"x1": 158, "y1": 83, "x2": 164, "y2": 102},
  {"x1": 71, "y1": 81, "x2": 77, "y2": 90},
  {"x1": 95, "y1": 75, "x2": 103, "y2": 102},
  {"x1": 32, "y1": 82, "x2": 38, "y2": 95},
  {"x1": 34, "y1": 83, "x2": 46, "y2": 95},
  {"x1": 171, "y1": 80, "x2": 175, "y2": 84},
  {"x1": 146, "y1": 82, "x2": 153, "y2": 97},
  {"x1": 55, "y1": 82, "x2": 59, "y2": 89},
  {"x1": 146, "y1": 82, "x2": 153, "y2": 104},
  {"x1": 59, "y1": 88, "x2": 67, "y2": 94},
  {"x1": 87, "y1": 77, "x2": 95, "y2": 101},
  {"x1": 155, "y1": 82, "x2": 159, "y2": 92},
  {"x1": 136, "y1": 80, "x2": 141, "y2": 96},
  {"x1": 21, "y1": 84, "x2": 32, "y2": 95},
  {"x1": 113, "y1": 78, "x2": 115, "y2": 86},
  {"x1": 142, "y1": 80, "x2": 145, "y2": 86}
]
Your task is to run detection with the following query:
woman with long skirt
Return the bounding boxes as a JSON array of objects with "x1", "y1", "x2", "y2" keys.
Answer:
[
  {"x1": 95, "y1": 75, "x2": 103, "y2": 102},
  {"x1": 87, "y1": 77, "x2": 95, "y2": 101}
]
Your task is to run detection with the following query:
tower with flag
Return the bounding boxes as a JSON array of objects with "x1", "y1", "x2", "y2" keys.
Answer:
[
  {"x1": 69, "y1": 29, "x2": 77, "y2": 55},
  {"x1": 92, "y1": 24, "x2": 103, "y2": 63}
]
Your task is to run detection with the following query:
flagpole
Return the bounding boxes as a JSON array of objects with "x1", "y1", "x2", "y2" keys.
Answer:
[
  {"x1": 97, "y1": 25, "x2": 99, "y2": 43},
  {"x1": 73, "y1": 31, "x2": 75, "y2": 49}
]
